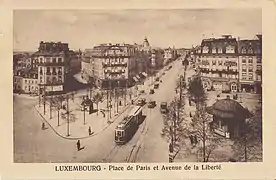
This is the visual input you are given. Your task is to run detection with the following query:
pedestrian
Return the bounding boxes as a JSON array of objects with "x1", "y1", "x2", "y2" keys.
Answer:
[
  {"x1": 189, "y1": 112, "x2": 192, "y2": 118},
  {"x1": 189, "y1": 135, "x2": 194, "y2": 145},
  {"x1": 41, "y1": 122, "x2": 45, "y2": 130},
  {"x1": 77, "y1": 140, "x2": 81, "y2": 151},
  {"x1": 88, "y1": 126, "x2": 92, "y2": 136},
  {"x1": 131, "y1": 100, "x2": 134, "y2": 104}
]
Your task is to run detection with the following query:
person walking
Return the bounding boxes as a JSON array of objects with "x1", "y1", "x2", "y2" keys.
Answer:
[
  {"x1": 189, "y1": 135, "x2": 194, "y2": 145},
  {"x1": 88, "y1": 126, "x2": 92, "y2": 136},
  {"x1": 77, "y1": 140, "x2": 81, "y2": 151},
  {"x1": 41, "y1": 122, "x2": 45, "y2": 130}
]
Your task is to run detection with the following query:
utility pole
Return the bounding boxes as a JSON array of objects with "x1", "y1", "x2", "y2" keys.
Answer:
[
  {"x1": 43, "y1": 85, "x2": 46, "y2": 115},
  {"x1": 49, "y1": 95, "x2": 52, "y2": 119},
  {"x1": 83, "y1": 104, "x2": 86, "y2": 125},
  {"x1": 66, "y1": 95, "x2": 70, "y2": 136},
  {"x1": 124, "y1": 79, "x2": 127, "y2": 106}
]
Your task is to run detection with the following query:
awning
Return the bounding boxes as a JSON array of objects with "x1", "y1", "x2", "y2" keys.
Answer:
[{"x1": 133, "y1": 77, "x2": 138, "y2": 82}]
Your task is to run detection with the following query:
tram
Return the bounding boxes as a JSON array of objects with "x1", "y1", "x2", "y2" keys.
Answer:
[{"x1": 115, "y1": 105, "x2": 143, "y2": 145}]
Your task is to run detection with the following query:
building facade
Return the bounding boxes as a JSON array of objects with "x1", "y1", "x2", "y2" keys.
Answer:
[
  {"x1": 13, "y1": 68, "x2": 38, "y2": 94},
  {"x1": 164, "y1": 47, "x2": 177, "y2": 65},
  {"x1": 195, "y1": 36, "x2": 239, "y2": 92},
  {"x1": 238, "y1": 35, "x2": 262, "y2": 93},
  {"x1": 83, "y1": 43, "x2": 139, "y2": 89},
  {"x1": 34, "y1": 41, "x2": 70, "y2": 95}
]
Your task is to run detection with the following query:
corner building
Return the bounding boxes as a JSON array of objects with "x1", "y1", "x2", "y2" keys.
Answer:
[
  {"x1": 85, "y1": 43, "x2": 138, "y2": 89},
  {"x1": 34, "y1": 41, "x2": 70, "y2": 95},
  {"x1": 238, "y1": 35, "x2": 262, "y2": 94},
  {"x1": 196, "y1": 36, "x2": 239, "y2": 92}
]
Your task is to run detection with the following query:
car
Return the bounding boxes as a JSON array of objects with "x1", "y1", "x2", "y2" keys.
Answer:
[
  {"x1": 136, "y1": 98, "x2": 146, "y2": 106},
  {"x1": 162, "y1": 72, "x2": 165, "y2": 75},
  {"x1": 148, "y1": 101, "x2": 156, "y2": 108},
  {"x1": 149, "y1": 89, "x2": 155, "y2": 94},
  {"x1": 155, "y1": 77, "x2": 160, "y2": 81},
  {"x1": 160, "y1": 102, "x2": 168, "y2": 113},
  {"x1": 154, "y1": 83, "x2": 159, "y2": 89}
]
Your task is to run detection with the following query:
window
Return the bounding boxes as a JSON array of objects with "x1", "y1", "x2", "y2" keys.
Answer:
[
  {"x1": 242, "y1": 68, "x2": 246, "y2": 72},
  {"x1": 52, "y1": 57, "x2": 56, "y2": 63},
  {"x1": 212, "y1": 48, "x2": 216, "y2": 53},
  {"x1": 58, "y1": 58, "x2": 62, "y2": 63},
  {"x1": 257, "y1": 65, "x2": 262, "y2": 71},
  {"x1": 242, "y1": 58, "x2": 246, "y2": 63},
  {"x1": 241, "y1": 48, "x2": 246, "y2": 54},
  {"x1": 25, "y1": 86, "x2": 28, "y2": 90},
  {"x1": 248, "y1": 48, "x2": 253, "y2": 54},
  {"x1": 46, "y1": 57, "x2": 51, "y2": 63},
  {"x1": 257, "y1": 75, "x2": 261, "y2": 81},
  {"x1": 52, "y1": 67, "x2": 57, "y2": 75},
  {"x1": 218, "y1": 48, "x2": 222, "y2": 53},
  {"x1": 248, "y1": 59, "x2": 253, "y2": 64},
  {"x1": 52, "y1": 77, "x2": 57, "y2": 83},
  {"x1": 203, "y1": 46, "x2": 209, "y2": 53},
  {"x1": 248, "y1": 73, "x2": 253, "y2": 79},
  {"x1": 212, "y1": 61, "x2": 216, "y2": 66},
  {"x1": 257, "y1": 57, "x2": 261, "y2": 63},
  {"x1": 242, "y1": 72, "x2": 247, "y2": 80},
  {"x1": 248, "y1": 66, "x2": 253, "y2": 72},
  {"x1": 58, "y1": 76, "x2": 62, "y2": 83},
  {"x1": 218, "y1": 61, "x2": 222, "y2": 66},
  {"x1": 242, "y1": 64, "x2": 246, "y2": 70}
]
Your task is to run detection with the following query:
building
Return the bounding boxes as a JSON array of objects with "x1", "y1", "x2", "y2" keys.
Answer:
[
  {"x1": 83, "y1": 43, "x2": 139, "y2": 89},
  {"x1": 238, "y1": 35, "x2": 262, "y2": 93},
  {"x1": 207, "y1": 97, "x2": 252, "y2": 139},
  {"x1": 164, "y1": 47, "x2": 177, "y2": 65},
  {"x1": 34, "y1": 41, "x2": 70, "y2": 95},
  {"x1": 13, "y1": 68, "x2": 38, "y2": 94},
  {"x1": 195, "y1": 35, "x2": 239, "y2": 92}
]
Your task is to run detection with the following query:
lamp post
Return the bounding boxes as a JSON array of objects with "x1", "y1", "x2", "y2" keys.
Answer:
[{"x1": 66, "y1": 94, "x2": 70, "y2": 136}]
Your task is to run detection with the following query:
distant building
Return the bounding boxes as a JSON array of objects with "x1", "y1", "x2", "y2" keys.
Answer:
[
  {"x1": 13, "y1": 68, "x2": 38, "y2": 94},
  {"x1": 238, "y1": 35, "x2": 262, "y2": 93},
  {"x1": 195, "y1": 35, "x2": 239, "y2": 92},
  {"x1": 164, "y1": 47, "x2": 177, "y2": 65}
]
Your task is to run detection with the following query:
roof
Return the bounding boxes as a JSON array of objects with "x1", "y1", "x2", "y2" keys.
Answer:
[
  {"x1": 206, "y1": 98, "x2": 252, "y2": 119},
  {"x1": 200, "y1": 36, "x2": 238, "y2": 54},
  {"x1": 238, "y1": 39, "x2": 262, "y2": 55}
]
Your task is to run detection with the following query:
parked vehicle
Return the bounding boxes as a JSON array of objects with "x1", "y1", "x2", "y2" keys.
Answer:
[
  {"x1": 160, "y1": 102, "x2": 168, "y2": 114},
  {"x1": 115, "y1": 105, "x2": 143, "y2": 144},
  {"x1": 148, "y1": 101, "x2": 156, "y2": 108},
  {"x1": 149, "y1": 89, "x2": 155, "y2": 94},
  {"x1": 154, "y1": 83, "x2": 159, "y2": 89}
]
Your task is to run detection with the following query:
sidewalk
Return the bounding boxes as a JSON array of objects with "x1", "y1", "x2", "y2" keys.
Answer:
[{"x1": 34, "y1": 91, "x2": 141, "y2": 140}]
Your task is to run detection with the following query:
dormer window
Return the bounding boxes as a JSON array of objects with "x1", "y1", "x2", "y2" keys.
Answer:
[
  {"x1": 241, "y1": 47, "x2": 247, "y2": 54},
  {"x1": 203, "y1": 46, "x2": 209, "y2": 53},
  {"x1": 212, "y1": 48, "x2": 216, "y2": 53},
  {"x1": 248, "y1": 48, "x2": 253, "y2": 54},
  {"x1": 226, "y1": 45, "x2": 235, "y2": 53},
  {"x1": 218, "y1": 47, "x2": 222, "y2": 53}
]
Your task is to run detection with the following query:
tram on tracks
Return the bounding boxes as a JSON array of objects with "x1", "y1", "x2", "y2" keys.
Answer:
[{"x1": 115, "y1": 105, "x2": 144, "y2": 145}]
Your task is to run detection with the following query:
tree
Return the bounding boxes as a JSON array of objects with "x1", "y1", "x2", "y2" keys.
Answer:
[
  {"x1": 93, "y1": 92, "x2": 103, "y2": 115},
  {"x1": 190, "y1": 105, "x2": 224, "y2": 162},
  {"x1": 161, "y1": 98, "x2": 188, "y2": 162},
  {"x1": 187, "y1": 75, "x2": 206, "y2": 110},
  {"x1": 232, "y1": 104, "x2": 262, "y2": 162},
  {"x1": 51, "y1": 95, "x2": 66, "y2": 126}
]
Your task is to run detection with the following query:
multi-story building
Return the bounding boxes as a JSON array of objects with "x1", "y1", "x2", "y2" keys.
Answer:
[
  {"x1": 34, "y1": 41, "x2": 70, "y2": 95},
  {"x1": 238, "y1": 35, "x2": 262, "y2": 93},
  {"x1": 195, "y1": 35, "x2": 239, "y2": 92},
  {"x1": 13, "y1": 68, "x2": 38, "y2": 94},
  {"x1": 83, "y1": 43, "x2": 139, "y2": 89}
]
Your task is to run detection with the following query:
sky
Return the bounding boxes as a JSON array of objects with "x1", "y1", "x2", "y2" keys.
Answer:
[{"x1": 13, "y1": 9, "x2": 262, "y2": 51}]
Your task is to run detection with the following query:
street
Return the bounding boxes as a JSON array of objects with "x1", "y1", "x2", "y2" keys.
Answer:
[{"x1": 13, "y1": 59, "x2": 185, "y2": 163}]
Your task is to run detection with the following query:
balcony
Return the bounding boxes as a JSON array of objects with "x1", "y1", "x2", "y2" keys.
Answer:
[{"x1": 36, "y1": 61, "x2": 65, "y2": 66}]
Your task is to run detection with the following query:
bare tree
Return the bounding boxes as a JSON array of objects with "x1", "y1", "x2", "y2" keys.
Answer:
[
  {"x1": 93, "y1": 92, "x2": 103, "y2": 115},
  {"x1": 232, "y1": 104, "x2": 262, "y2": 162},
  {"x1": 51, "y1": 95, "x2": 66, "y2": 126},
  {"x1": 161, "y1": 98, "x2": 187, "y2": 162},
  {"x1": 191, "y1": 105, "x2": 224, "y2": 162}
]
